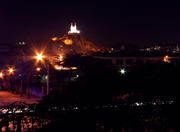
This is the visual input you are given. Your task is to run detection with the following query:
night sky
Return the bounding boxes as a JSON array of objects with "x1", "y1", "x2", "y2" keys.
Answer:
[{"x1": 1, "y1": 0, "x2": 180, "y2": 47}]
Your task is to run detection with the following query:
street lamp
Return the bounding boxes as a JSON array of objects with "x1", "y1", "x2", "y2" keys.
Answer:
[
  {"x1": 0, "y1": 72, "x2": 3, "y2": 79},
  {"x1": 120, "y1": 68, "x2": 126, "y2": 75},
  {"x1": 36, "y1": 67, "x2": 41, "y2": 72},
  {"x1": 59, "y1": 55, "x2": 63, "y2": 62},
  {"x1": 36, "y1": 53, "x2": 44, "y2": 61},
  {"x1": 163, "y1": 55, "x2": 170, "y2": 63},
  {"x1": 35, "y1": 52, "x2": 50, "y2": 95},
  {"x1": 8, "y1": 67, "x2": 15, "y2": 92},
  {"x1": 8, "y1": 68, "x2": 15, "y2": 74}
]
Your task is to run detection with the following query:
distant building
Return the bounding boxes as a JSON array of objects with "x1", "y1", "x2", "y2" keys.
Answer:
[{"x1": 51, "y1": 23, "x2": 99, "y2": 55}]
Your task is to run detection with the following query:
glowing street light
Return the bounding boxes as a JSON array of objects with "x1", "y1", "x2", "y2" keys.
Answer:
[
  {"x1": 36, "y1": 53, "x2": 44, "y2": 61},
  {"x1": 54, "y1": 65, "x2": 63, "y2": 70},
  {"x1": 59, "y1": 55, "x2": 63, "y2": 61},
  {"x1": 0, "y1": 72, "x2": 3, "y2": 79},
  {"x1": 52, "y1": 37, "x2": 58, "y2": 41},
  {"x1": 36, "y1": 67, "x2": 41, "y2": 72},
  {"x1": 8, "y1": 68, "x2": 15, "y2": 74},
  {"x1": 64, "y1": 39, "x2": 72, "y2": 45},
  {"x1": 35, "y1": 52, "x2": 49, "y2": 95},
  {"x1": 163, "y1": 55, "x2": 170, "y2": 63},
  {"x1": 120, "y1": 68, "x2": 126, "y2": 75}
]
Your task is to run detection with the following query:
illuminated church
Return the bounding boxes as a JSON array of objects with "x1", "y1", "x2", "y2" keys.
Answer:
[
  {"x1": 51, "y1": 23, "x2": 99, "y2": 55},
  {"x1": 68, "y1": 23, "x2": 80, "y2": 34}
]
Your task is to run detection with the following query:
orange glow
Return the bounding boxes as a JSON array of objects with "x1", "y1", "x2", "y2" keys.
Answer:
[
  {"x1": 71, "y1": 67, "x2": 77, "y2": 70},
  {"x1": 54, "y1": 65, "x2": 77, "y2": 71},
  {"x1": 59, "y1": 55, "x2": 64, "y2": 61},
  {"x1": 62, "y1": 67, "x2": 71, "y2": 70},
  {"x1": 163, "y1": 55, "x2": 170, "y2": 63},
  {"x1": 52, "y1": 37, "x2": 58, "y2": 41},
  {"x1": 0, "y1": 72, "x2": 3, "y2": 78},
  {"x1": 64, "y1": 39, "x2": 72, "y2": 45},
  {"x1": 36, "y1": 67, "x2": 41, "y2": 72},
  {"x1": 36, "y1": 53, "x2": 44, "y2": 61},
  {"x1": 54, "y1": 65, "x2": 63, "y2": 70},
  {"x1": 8, "y1": 68, "x2": 15, "y2": 74}
]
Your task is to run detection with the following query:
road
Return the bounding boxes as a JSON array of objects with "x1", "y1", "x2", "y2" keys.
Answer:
[{"x1": 0, "y1": 91, "x2": 41, "y2": 107}]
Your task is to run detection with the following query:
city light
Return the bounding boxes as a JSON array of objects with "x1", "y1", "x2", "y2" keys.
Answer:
[
  {"x1": 54, "y1": 65, "x2": 78, "y2": 71},
  {"x1": 120, "y1": 68, "x2": 126, "y2": 75},
  {"x1": 59, "y1": 55, "x2": 64, "y2": 61},
  {"x1": 71, "y1": 67, "x2": 77, "y2": 70},
  {"x1": 54, "y1": 65, "x2": 63, "y2": 70},
  {"x1": 163, "y1": 55, "x2": 170, "y2": 63},
  {"x1": 64, "y1": 39, "x2": 72, "y2": 45},
  {"x1": 36, "y1": 67, "x2": 41, "y2": 72},
  {"x1": 68, "y1": 23, "x2": 80, "y2": 34},
  {"x1": 0, "y1": 72, "x2": 3, "y2": 79},
  {"x1": 36, "y1": 53, "x2": 44, "y2": 61},
  {"x1": 8, "y1": 68, "x2": 15, "y2": 74},
  {"x1": 52, "y1": 37, "x2": 58, "y2": 41}
]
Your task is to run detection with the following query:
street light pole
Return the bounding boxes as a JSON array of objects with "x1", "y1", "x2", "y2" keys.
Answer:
[
  {"x1": 46, "y1": 62, "x2": 50, "y2": 95},
  {"x1": 35, "y1": 52, "x2": 50, "y2": 95}
]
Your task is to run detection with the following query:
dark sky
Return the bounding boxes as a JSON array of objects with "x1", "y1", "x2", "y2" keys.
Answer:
[{"x1": 1, "y1": 0, "x2": 180, "y2": 47}]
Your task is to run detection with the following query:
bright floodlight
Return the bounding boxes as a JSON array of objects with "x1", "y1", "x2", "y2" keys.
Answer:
[
  {"x1": 120, "y1": 68, "x2": 126, "y2": 75},
  {"x1": 36, "y1": 53, "x2": 43, "y2": 61},
  {"x1": 68, "y1": 23, "x2": 80, "y2": 34}
]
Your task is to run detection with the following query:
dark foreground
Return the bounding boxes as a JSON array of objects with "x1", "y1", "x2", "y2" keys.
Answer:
[
  {"x1": 37, "y1": 101, "x2": 179, "y2": 132},
  {"x1": 0, "y1": 97, "x2": 179, "y2": 132}
]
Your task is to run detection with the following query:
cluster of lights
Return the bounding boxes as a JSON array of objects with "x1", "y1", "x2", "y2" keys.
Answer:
[
  {"x1": 54, "y1": 65, "x2": 77, "y2": 71},
  {"x1": 0, "y1": 67, "x2": 15, "y2": 79}
]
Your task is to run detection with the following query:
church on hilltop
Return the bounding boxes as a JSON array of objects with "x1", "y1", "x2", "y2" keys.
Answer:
[{"x1": 51, "y1": 23, "x2": 99, "y2": 55}]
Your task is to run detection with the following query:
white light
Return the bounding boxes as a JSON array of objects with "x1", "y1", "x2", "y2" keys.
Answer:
[
  {"x1": 134, "y1": 102, "x2": 144, "y2": 106},
  {"x1": 36, "y1": 53, "x2": 44, "y2": 61},
  {"x1": 68, "y1": 23, "x2": 80, "y2": 34},
  {"x1": 120, "y1": 68, "x2": 126, "y2": 75},
  {"x1": 73, "y1": 107, "x2": 78, "y2": 110}
]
